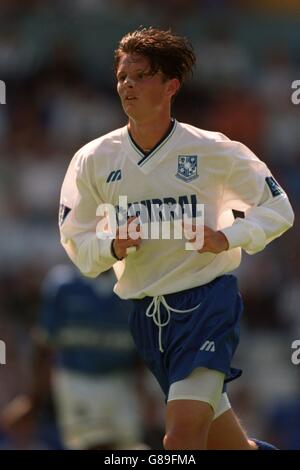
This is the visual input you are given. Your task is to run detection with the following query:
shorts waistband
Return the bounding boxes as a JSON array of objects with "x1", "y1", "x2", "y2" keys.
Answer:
[{"x1": 132, "y1": 275, "x2": 230, "y2": 308}]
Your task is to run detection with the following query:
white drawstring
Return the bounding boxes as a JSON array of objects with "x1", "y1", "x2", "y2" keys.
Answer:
[{"x1": 145, "y1": 295, "x2": 201, "y2": 353}]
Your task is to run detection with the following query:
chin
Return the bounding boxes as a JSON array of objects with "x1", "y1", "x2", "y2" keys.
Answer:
[
  {"x1": 124, "y1": 109, "x2": 142, "y2": 120},
  {"x1": 123, "y1": 104, "x2": 136, "y2": 116}
]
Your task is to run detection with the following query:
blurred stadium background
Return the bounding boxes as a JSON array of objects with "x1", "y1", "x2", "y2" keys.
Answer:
[{"x1": 0, "y1": 0, "x2": 300, "y2": 450}]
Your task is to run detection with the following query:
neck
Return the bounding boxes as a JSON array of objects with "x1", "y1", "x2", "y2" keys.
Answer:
[{"x1": 128, "y1": 114, "x2": 172, "y2": 152}]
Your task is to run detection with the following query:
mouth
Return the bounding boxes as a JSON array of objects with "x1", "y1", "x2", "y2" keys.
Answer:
[{"x1": 124, "y1": 96, "x2": 137, "y2": 101}]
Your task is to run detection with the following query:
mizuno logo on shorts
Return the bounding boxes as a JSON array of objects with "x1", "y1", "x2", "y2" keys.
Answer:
[{"x1": 200, "y1": 340, "x2": 215, "y2": 352}]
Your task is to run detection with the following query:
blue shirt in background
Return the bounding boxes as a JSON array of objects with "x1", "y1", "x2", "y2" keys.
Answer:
[{"x1": 38, "y1": 265, "x2": 137, "y2": 375}]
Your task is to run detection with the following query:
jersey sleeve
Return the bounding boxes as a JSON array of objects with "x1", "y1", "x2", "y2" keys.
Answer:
[
  {"x1": 59, "y1": 150, "x2": 116, "y2": 278},
  {"x1": 220, "y1": 142, "x2": 294, "y2": 255}
]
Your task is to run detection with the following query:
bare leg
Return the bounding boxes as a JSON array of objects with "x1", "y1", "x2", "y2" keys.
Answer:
[
  {"x1": 164, "y1": 399, "x2": 214, "y2": 450},
  {"x1": 207, "y1": 408, "x2": 256, "y2": 450}
]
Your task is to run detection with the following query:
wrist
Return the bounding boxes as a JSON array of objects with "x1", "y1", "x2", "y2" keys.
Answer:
[
  {"x1": 217, "y1": 231, "x2": 229, "y2": 251},
  {"x1": 111, "y1": 240, "x2": 123, "y2": 260}
]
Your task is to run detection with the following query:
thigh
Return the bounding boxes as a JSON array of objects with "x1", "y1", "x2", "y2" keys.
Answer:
[
  {"x1": 165, "y1": 399, "x2": 214, "y2": 444},
  {"x1": 168, "y1": 367, "x2": 225, "y2": 414},
  {"x1": 129, "y1": 303, "x2": 169, "y2": 396},
  {"x1": 207, "y1": 407, "x2": 251, "y2": 450},
  {"x1": 166, "y1": 275, "x2": 243, "y2": 388},
  {"x1": 165, "y1": 367, "x2": 223, "y2": 444}
]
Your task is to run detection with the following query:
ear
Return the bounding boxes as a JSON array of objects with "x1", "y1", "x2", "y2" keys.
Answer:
[{"x1": 166, "y1": 78, "x2": 180, "y2": 98}]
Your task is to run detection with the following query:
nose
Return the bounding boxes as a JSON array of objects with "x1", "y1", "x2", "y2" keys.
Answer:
[{"x1": 124, "y1": 77, "x2": 135, "y2": 87}]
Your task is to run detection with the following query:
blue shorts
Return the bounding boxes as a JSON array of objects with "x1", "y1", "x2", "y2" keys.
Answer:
[{"x1": 129, "y1": 275, "x2": 243, "y2": 398}]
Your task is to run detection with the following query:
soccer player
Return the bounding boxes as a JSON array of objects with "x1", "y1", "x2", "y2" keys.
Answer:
[
  {"x1": 58, "y1": 28, "x2": 294, "y2": 450},
  {"x1": 1, "y1": 266, "x2": 144, "y2": 450}
]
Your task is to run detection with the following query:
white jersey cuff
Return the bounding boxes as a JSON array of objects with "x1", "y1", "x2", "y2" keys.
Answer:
[
  {"x1": 220, "y1": 219, "x2": 266, "y2": 254},
  {"x1": 99, "y1": 238, "x2": 116, "y2": 262},
  {"x1": 220, "y1": 222, "x2": 251, "y2": 251}
]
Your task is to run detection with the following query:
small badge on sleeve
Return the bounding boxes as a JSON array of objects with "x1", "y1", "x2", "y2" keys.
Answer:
[
  {"x1": 59, "y1": 204, "x2": 71, "y2": 226},
  {"x1": 265, "y1": 176, "x2": 284, "y2": 197}
]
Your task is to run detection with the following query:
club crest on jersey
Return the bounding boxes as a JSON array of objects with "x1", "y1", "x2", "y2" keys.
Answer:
[{"x1": 176, "y1": 155, "x2": 198, "y2": 182}]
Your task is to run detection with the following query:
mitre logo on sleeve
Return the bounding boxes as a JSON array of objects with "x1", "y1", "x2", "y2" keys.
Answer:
[{"x1": 176, "y1": 155, "x2": 198, "y2": 182}]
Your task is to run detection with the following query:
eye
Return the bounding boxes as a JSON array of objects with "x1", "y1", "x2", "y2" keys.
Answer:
[{"x1": 117, "y1": 74, "x2": 126, "y2": 82}]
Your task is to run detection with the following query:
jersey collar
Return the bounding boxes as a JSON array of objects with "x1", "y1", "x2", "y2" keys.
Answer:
[{"x1": 122, "y1": 119, "x2": 182, "y2": 174}]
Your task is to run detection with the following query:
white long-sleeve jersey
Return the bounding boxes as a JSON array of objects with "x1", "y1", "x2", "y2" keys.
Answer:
[{"x1": 59, "y1": 120, "x2": 294, "y2": 299}]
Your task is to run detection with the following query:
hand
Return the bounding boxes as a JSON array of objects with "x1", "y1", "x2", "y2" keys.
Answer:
[
  {"x1": 185, "y1": 224, "x2": 229, "y2": 254},
  {"x1": 112, "y1": 216, "x2": 142, "y2": 260},
  {"x1": 0, "y1": 395, "x2": 37, "y2": 442},
  {"x1": 198, "y1": 226, "x2": 229, "y2": 253}
]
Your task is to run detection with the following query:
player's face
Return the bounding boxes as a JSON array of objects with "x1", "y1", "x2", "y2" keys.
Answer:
[{"x1": 117, "y1": 53, "x2": 175, "y2": 121}]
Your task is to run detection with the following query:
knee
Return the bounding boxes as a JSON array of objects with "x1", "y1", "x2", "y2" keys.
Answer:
[{"x1": 163, "y1": 431, "x2": 181, "y2": 450}]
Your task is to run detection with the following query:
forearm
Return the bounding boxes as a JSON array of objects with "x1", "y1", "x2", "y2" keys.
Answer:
[
  {"x1": 61, "y1": 230, "x2": 116, "y2": 277},
  {"x1": 221, "y1": 195, "x2": 294, "y2": 254}
]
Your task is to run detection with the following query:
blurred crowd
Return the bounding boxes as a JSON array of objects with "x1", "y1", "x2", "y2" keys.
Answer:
[{"x1": 0, "y1": 0, "x2": 300, "y2": 449}]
